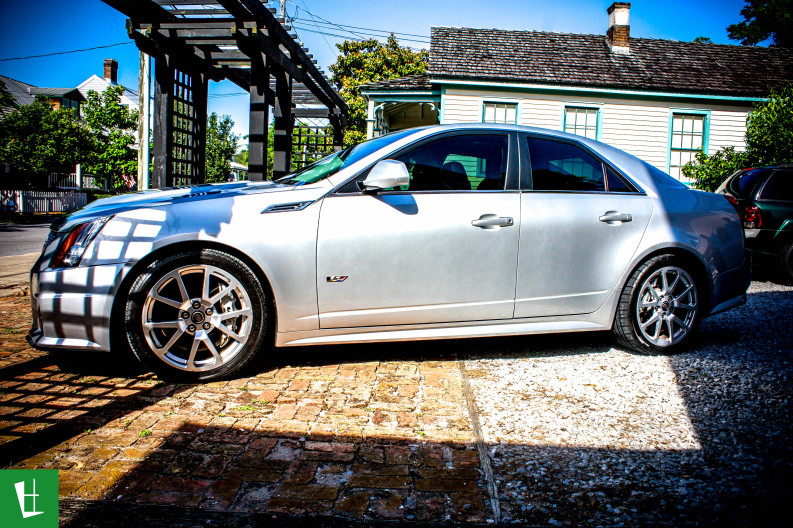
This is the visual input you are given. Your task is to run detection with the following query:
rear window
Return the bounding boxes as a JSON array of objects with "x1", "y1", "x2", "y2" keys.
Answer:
[
  {"x1": 758, "y1": 170, "x2": 793, "y2": 201},
  {"x1": 718, "y1": 168, "x2": 773, "y2": 198}
]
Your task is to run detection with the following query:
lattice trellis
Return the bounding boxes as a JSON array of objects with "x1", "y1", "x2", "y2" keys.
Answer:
[
  {"x1": 170, "y1": 70, "x2": 203, "y2": 185},
  {"x1": 292, "y1": 125, "x2": 335, "y2": 170}
]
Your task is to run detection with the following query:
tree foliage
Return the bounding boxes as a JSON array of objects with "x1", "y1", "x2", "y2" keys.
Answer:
[
  {"x1": 82, "y1": 85, "x2": 139, "y2": 191},
  {"x1": 205, "y1": 113, "x2": 238, "y2": 183},
  {"x1": 0, "y1": 79, "x2": 17, "y2": 115},
  {"x1": 683, "y1": 83, "x2": 793, "y2": 191},
  {"x1": 330, "y1": 35, "x2": 428, "y2": 147},
  {"x1": 727, "y1": 0, "x2": 792, "y2": 47},
  {"x1": 0, "y1": 97, "x2": 91, "y2": 188}
]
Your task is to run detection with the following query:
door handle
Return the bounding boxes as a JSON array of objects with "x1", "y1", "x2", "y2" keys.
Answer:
[
  {"x1": 599, "y1": 211, "x2": 632, "y2": 224},
  {"x1": 472, "y1": 214, "x2": 514, "y2": 228}
]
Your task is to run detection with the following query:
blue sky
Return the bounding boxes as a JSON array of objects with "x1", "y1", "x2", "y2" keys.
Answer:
[{"x1": 0, "y1": 0, "x2": 755, "y2": 140}]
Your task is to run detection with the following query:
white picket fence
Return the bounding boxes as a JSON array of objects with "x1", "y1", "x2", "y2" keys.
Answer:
[{"x1": 1, "y1": 190, "x2": 88, "y2": 213}]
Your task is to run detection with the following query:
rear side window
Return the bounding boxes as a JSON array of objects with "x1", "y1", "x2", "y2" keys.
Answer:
[
  {"x1": 527, "y1": 136, "x2": 605, "y2": 191},
  {"x1": 758, "y1": 170, "x2": 793, "y2": 201}
]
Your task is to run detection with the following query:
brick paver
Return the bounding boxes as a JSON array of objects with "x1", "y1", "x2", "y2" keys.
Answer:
[{"x1": 0, "y1": 294, "x2": 491, "y2": 523}]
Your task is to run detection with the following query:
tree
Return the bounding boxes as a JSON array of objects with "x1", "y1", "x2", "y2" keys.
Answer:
[
  {"x1": 330, "y1": 35, "x2": 428, "y2": 147},
  {"x1": 683, "y1": 83, "x2": 793, "y2": 191},
  {"x1": 693, "y1": 36, "x2": 713, "y2": 43},
  {"x1": 82, "y1": 85, "x2": 139, "y2": 191},
  {"x1": 745, "y1": 82, "x2": 793, "y2": 163},
  {"x1": 727, "y1": 0, "x2": 792, "y2": 47},
  {"x1": 205, "y1": 113, "x2": 238, "y2": 183},
  {"x1": 0, "y1": 79, "x2": 17, "y2": 117},
  {"x1": 0, "y1": 97, "x2": 91, "y2": 189}
]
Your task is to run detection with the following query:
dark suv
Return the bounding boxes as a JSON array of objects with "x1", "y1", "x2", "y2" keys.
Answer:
[{"x1": 717, "y1": 165, "x2": 793, "y2": 281}]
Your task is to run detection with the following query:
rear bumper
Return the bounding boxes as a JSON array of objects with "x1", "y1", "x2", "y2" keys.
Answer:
[{"x1": 707, "y1": 250, "x2": 751, "y2": 317}]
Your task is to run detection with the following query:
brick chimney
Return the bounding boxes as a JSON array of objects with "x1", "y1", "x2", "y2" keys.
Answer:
[
  {"x1": 103, "y1": 58, "x2": 118, "y2": 83},
  {"x1": 607, "y1": 2, "x2": 631, "y2": 54}
]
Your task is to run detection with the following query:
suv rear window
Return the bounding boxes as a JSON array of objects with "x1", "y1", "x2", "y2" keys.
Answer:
[
  {"x1": 718, "y1": 168, "x2": 773, "y2": 198},
  {"x1": 758, "y1": 170, "x2": 793, "y2": 201}
]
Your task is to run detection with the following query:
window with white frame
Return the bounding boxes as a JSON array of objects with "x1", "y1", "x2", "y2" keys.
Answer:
[
  {"x1": 483, "y1": 102, "x2": 517, "y2": 124},
  {"x1": 564, "y1": 107, "x2": 598, "y2": 139},
  {"x1": 670, "y1": 113, "x2": 706, "y2": 181}
]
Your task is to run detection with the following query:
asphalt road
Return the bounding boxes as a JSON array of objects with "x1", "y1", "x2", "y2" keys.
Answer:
[{"x1": 0, "y1": 222, "x2": 51, "y2": 257}]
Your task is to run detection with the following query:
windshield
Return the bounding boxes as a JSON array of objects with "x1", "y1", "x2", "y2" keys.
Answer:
[{"x1": 276, "y1": 129, "x2": 419, "y2": 185}]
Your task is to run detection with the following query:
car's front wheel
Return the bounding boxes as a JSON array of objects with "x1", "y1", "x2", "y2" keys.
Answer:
[
  {"x1": 125, "y1": 249, "x2": 269, "y2": 381},
  {"x1": 612, "y1": 255, "x2": 700, "y2": 354}
]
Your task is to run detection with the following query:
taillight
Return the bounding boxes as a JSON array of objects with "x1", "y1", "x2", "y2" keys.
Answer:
[
  {"x1": 742, "y1": 205, "x2": 762, "y2": 229},
  {"x1": 724, "y1": 194, "x2": 740, "y2": 212}
]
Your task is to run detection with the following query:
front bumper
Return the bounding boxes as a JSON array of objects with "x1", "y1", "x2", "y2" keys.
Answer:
[{"x1": 28, "y1": 260, "x2": 132, "y2": 353}]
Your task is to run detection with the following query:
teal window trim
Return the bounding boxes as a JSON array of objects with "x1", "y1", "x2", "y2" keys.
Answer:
[
  {"x1": 667, "y1": 109, "x2": 711, "y2": 180},
  {"x1": 562, "y1": 105, "x2": 601, "y2": 141},
  {"x1": 482, "y1": 101, "x2": 519, "y2": 124},
  {"x1": 440, "y1": 86, "x2": 446, "y2": 124}
]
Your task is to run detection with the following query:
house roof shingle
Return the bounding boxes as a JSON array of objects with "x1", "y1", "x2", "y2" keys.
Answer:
[
  {"x1": 428, "y1": 27, "x2": 793, "y2": 97},
  {"x1": 360, "y1": 74, "x2": 433, "y2": 92}
]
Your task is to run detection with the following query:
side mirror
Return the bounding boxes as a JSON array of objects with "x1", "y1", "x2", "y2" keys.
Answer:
[{"x1": 360, "y1": 159, "x2": 410, "y2": 192}]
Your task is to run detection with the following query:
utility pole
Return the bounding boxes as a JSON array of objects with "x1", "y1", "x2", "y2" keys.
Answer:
[
  {"x1": 137, "y1": 51, "x2": 150, "y2": 190},
  {"x1": 280, "y1": 0, "x2": 286, "y2": 18}
]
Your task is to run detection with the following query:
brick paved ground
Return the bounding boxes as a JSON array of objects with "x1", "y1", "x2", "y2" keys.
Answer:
[{"x1": 0, "y1": 294, "x2": 493, "y2": 525}]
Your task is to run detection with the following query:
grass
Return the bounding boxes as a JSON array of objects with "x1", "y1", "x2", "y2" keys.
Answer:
[{"x1": 139, "y1": 429, "x2": 152, "y2": 438}]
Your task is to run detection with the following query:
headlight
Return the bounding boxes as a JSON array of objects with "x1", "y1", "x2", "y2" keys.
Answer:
[{"x1": 51, "y1": 216, "x2": 112, "y2": 268}]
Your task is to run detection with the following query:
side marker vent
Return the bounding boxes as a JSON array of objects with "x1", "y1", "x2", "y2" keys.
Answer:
[{"x1": 262, "y1": 201, "x2": 313, "y2": 214}]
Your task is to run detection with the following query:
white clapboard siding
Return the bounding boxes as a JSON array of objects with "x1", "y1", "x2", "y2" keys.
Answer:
[
  {"x1": 1, "y1": 190, "x2": 87, "y2": 213},
  {"x1": 441, "y1": 87, "x2": 754, "y2": 174}
]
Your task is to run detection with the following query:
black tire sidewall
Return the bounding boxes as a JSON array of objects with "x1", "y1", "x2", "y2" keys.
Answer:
[
  {"x1": 125, "y1": 249, "x2": 268, "y2": 381},
  {"x1": 618, "y1": 255, "x2": 701, "y2": 354}
]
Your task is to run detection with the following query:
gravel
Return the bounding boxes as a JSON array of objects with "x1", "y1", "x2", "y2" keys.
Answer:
[{"x1": 461, "y1": 280, "x2": 793, "y2": 527}]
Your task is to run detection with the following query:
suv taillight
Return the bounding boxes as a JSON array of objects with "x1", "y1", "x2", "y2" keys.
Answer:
[
  {"x1": 743, "y1": 205, "x2": 762, "y2": 229},
  {"x1": 724, "y1": 194, "x2": 740, "y2": 212}
]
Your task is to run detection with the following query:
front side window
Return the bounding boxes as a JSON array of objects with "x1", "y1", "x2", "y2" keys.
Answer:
[
  {"x1": 483, "y1": 102, "x2": 517, "y2": 124},
  {"x1": 527, "y1": 136, "x2": 605, "y2": 192},
  {"x1": 564, "y1": 107, "x2": 598, "y2": 140},
  {"x1": 669, "y1": 113, "x2": 706, "y2": 181},
  {"x1": 394, "y1": 134, "x2": 509, "y2": 191}
]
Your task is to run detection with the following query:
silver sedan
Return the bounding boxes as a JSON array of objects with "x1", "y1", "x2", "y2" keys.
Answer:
[{"x1": 28, "y1": 124, "x2": 751, "y2": 381}]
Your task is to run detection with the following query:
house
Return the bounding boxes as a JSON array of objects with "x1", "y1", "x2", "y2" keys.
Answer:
[
  {"x1": 0, "y1": 74, "x2": 85, "y2": 120},
  {"x1": 361, "y1": 2, "x2": 793, "y2": 183},
  {"x1": 77, "y1": 58, "x2": 139, "y2": 111}
]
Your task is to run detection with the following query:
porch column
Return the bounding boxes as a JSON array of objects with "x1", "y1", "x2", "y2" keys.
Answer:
[
  {"x1": 272, "y1": 70, "x2": 293, "y2": 179},
  {"x1": 248, "y1": 57, "x2": 270, "y2": 181},
  {"x1": 366, "y1": 99, "x2": 375, "y2": 139},
  {"x1": 152, "y1": 56, "x2": 169, "y2": 189}
]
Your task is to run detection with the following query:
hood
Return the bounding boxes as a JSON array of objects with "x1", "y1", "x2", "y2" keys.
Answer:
[{"x1": 56, "y1": 180, "x2": 315, "y2": 231}]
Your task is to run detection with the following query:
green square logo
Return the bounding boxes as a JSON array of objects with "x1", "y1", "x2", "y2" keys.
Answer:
[{"x1": 0, "y1": 470, "x2": 59, "y2": 528}]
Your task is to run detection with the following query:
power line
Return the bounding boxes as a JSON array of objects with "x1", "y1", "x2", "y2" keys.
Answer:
[
  {"x1": 0, "y1": 41, "x2": 134, "y2": 62},
  {"x1": 286, "y1": 1, "x2": 429, "y2": 45},
  {"x1": 292, "y1": 20, "x2": 430, "y2": 44}
]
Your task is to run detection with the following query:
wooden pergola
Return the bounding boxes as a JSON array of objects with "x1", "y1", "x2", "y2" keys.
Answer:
[{"x1": 102, "y1": 0, "x2": 347, "y2": 186}]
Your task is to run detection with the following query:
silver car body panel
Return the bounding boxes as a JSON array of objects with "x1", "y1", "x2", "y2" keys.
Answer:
[{"x1": 28, "y1": 123, "x2": 750, "y2": 353}]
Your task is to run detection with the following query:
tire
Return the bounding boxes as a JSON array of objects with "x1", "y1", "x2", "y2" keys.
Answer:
[
  {"x1": 124, "y1": 249, "x2": 269, "y2": 381},
  {"x1": 778, "y1": 241, "x2": 793, "y2": 284},
  {"x1": 612, "y1": 255, "x2": 700, "y2": 354}
]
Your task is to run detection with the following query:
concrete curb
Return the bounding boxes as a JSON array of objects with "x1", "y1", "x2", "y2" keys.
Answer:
[{"x1": 0, "y1": 252, "x2": 38, "y2": 295}]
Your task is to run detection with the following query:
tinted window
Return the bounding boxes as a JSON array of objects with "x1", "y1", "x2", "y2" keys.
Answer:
[
  {"x1": 394, "y1": 134, "x2": 509, "y2": 191},
  {"x1": 717, "y1": 168, "x2": 773, "y2": 198},
  {"x1": 759, "y1": 170, "x2": 793, "y2": 201},
  {"x1": 606, "y1": 167, "x2": 635, "y2": 192},
  {"x1": 527, "y1": 137, "x2": 605, "y2": 191}
]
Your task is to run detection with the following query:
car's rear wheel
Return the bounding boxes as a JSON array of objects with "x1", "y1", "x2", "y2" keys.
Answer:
[
  {"x1": 125, "y1": 249, "x2": 268, "y2": 381},
  {"x1": 612, "y1": 255, "x2": 700, "y2": 354}
]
